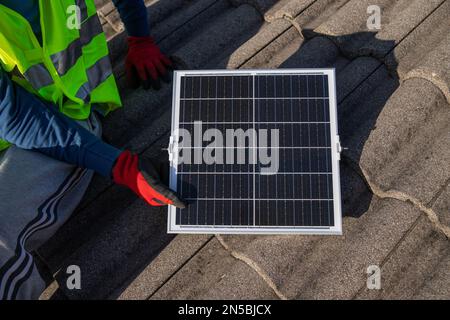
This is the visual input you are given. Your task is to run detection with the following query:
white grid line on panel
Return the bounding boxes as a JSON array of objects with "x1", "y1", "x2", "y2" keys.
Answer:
[
  {"x1": 230, "y1": 76, "x2": 234, "y2": 227},
  {"x1": 185, "y1": 198, "x2": 334, "y2": 201},
  {"x1": 176, "y1": 172, "x2": 332, "y2": 175},
  {"x1": 274, "y1": 76, "x2": 278, "y2": 226},
  {"x1": 247, "y1": 76, "x2": 251, "y2": 226},
  {"x1": 290, "y1": 75, "x2": 296, "y2": 225},
  {"x1": 282, "y1": 77, "x2": 287, "y2": 226},
  {"x1": 214, "y1": 76, "x2": 218, "y2": 226},
  {"x1": 179, "y1": 121, "x2": 331, "y2": 124},
  {"x1": 205, "y1": 76, "x2": 210, "y2": 225},
  {"x1": 180, "y1": 225, "x2": 331, "y2": 229},
  {"x1": 180, "y1": 97, "x2": 330, "y2": 100},
  {"x1": 252, "y1": 74, "x2": 256, "y2": 227},
  {"x1": 177, "y1": 146, "x2": 331, "y2": 149}
]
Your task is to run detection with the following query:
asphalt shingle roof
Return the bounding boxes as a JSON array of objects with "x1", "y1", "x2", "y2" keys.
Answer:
[{"x1": 38, "y1": 0, "x2": 450, "y2": 300}]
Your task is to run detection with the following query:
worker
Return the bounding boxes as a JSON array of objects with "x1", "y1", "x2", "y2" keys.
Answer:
[{"x1": 0, "y1": 0, "x2": 186, "y2": 300}]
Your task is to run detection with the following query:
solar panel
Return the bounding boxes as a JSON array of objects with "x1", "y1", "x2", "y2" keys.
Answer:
[{"x1": 167, "y1": 69, "x2": 342, "y2": 234}]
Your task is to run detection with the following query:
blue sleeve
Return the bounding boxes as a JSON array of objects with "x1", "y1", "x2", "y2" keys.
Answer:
[
  {"x1": 112, "y1": 0, "x2": 150, "y2": 37},
  {"x1": 0, "y1": 68, "x2": 121, "y2": 177}
]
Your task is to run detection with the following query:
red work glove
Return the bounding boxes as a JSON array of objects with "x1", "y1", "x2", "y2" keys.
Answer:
[
  {"x1": 113, "y1": 151, "x2": 186, "y2": 208},
  {"x1": 125, "y1": 36, "x2": 172, "y2": 90}
]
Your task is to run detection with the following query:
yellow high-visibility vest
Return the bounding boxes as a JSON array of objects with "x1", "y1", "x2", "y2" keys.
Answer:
[{"x1": 0, "y1": 0, "x2": 122, "y2": 151}]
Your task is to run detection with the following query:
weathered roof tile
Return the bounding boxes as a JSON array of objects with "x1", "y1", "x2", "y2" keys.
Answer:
[
  {"x1": 359, "y1": 78, "x2": 450, "y2": 205},
  {"x1": 218, "y1": 198, "x2": 422, "y2": 299},
  {"x1": 149, "y1": 238, "x2": 279, "y2": 300},
  {"x1": 356, "y1": 215, "x2": 450, "y2": 299},
  {"x1": 172, "y1": 4, "x2": 263, "y2": 69},
  {"x1": 118, "y1": 235, "x2": 212, "y2": 300}
]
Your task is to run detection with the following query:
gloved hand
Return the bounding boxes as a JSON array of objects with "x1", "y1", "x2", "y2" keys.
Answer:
[
  {"x1": 125, "y1": 36, "x2": 172, "y2": 90},
  {"x1": 112, "y1": 150, "x2": 186, "y2": 208}
]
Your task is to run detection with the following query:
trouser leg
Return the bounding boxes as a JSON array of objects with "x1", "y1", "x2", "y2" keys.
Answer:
[{"x1": 0, "y1": 113, "x2": 102, "y2": 300}]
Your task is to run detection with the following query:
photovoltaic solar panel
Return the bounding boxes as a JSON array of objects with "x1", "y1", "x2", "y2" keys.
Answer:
[{"x1": 168, "y1": 69, "x2": 342, "y2": 234}]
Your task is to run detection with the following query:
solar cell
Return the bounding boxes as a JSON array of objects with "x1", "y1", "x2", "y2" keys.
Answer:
[{"x1": 168, "y1": 69, "x2": 342, "y2": 234}]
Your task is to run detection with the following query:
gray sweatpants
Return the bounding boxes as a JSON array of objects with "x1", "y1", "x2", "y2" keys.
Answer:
[{"x1": 0, "y1": 114, "x2": 101, "y2": 300}]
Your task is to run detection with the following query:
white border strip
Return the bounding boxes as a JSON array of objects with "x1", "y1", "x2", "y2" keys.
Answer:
[{"x1": 168, "y1": 69, "x2": 342, "y2": 235}]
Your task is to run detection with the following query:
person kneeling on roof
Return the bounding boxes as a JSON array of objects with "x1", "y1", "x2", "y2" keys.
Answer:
[{"x1": 0, "y1": 0, "x2": 185, "y2": 300}]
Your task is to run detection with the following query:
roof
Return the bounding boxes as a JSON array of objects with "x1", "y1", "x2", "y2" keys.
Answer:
[{"x1": 38, "y1": 0, "x2": 450, "y2": 300}]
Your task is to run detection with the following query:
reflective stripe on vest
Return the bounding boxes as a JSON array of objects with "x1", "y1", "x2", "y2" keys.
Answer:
[
  {"x1": 51, "y1": 14, "x2": 103, "y2": 76},
  {"x1": 76, "y1": 55, "x2": 113, "y2": 103},
  {"x1": 23, "y1": 63, "x2": 53, "y2": 90}
]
